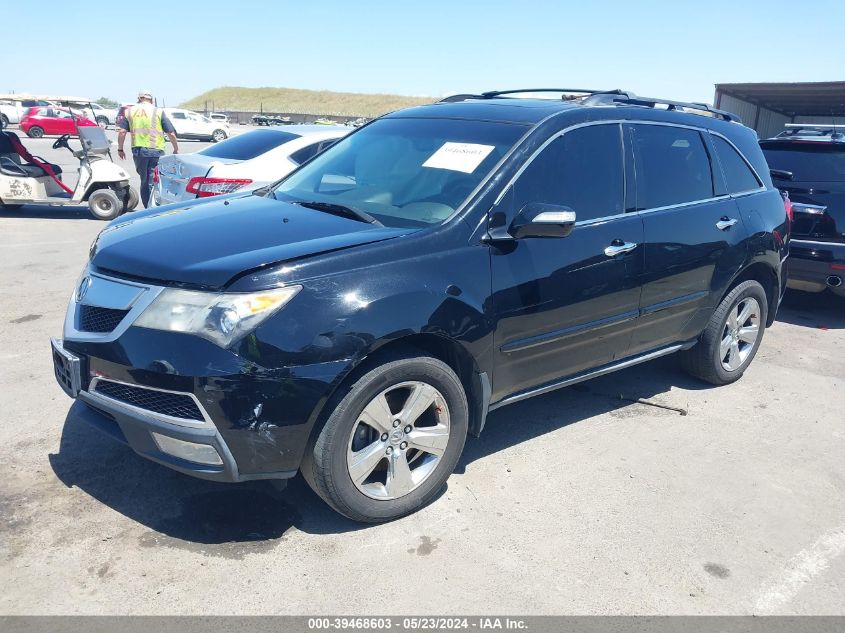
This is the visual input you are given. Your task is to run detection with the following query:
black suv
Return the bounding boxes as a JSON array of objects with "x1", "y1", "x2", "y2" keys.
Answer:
[
  {"x1": 761, "y1": 124, "x2": 845, "y2": 299},
  {"x1": 52, "y1": 89, "x2": 788, "y2": 522}
]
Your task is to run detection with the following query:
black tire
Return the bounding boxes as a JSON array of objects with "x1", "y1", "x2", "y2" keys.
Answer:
[
  {"x1": 680, "y1": 280, "x2": 768, "y2": 385},
  {"x1": 96, "y1": 116, "x2": 109, "y2": 128},
  {"x1": 0, "y1": 114, "x2": 8, "y2": 129},
  {"x1": 27, "y1": 126, "x2": 44, "y2": 138},
  {"x1": 125, "y1": 187, "x2": 140, "y2": 211},
  {"x1": 87, "y1": 188, "x2": 122, "y2": 221},
  {"x1": 303, "y1": 353, "x2": 468, "y2": 523},
  {"x1": 211, "y1": 129, "x2": 227, "y2": 142}
]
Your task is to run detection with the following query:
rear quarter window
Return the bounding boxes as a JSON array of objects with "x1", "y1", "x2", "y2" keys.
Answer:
[
  {"x1": 760, "y1": 141, "x2": 845, "y2": 182},
  {"x1": 198, "y1": 130, "x2": 300, "y2": 160},
  {"x1": 711, "y1": 135, "x2": 761, "y2": 193}
]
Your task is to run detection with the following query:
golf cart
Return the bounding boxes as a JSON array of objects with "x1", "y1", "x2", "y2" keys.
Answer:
[{"x1": 0, "y1": 123, "x2": 138, "y2": 220}]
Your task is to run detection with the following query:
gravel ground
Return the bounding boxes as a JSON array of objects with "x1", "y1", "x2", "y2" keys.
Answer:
[{"x1": 1, "y1": 133, "x2": 844, "y2": 615}]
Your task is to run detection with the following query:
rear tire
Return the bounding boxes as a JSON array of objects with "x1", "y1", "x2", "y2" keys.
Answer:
[
  {"x1": 96, "y1": 116, "x2": 109, "y2": 128},
  {"x1": 303, "y1": 354, "x2": 468, "y2": 523},
  {"x1": 27, "y1": 126, "x2": 44, "y2": 138},
  {"x1": 87, "y1": 189, "x2": 122, "y2": 221},
  {"x1": 211, "y1": 129, "x2": 227, "y2": 142},
  {"x1": 680, "y1": 280, "x2": 768, "y2": 385}
]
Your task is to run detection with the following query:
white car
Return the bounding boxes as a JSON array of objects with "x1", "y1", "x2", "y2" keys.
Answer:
[
  {"x1": 208, "y1": 112, "x2": 230, "y2": 123},
  {"x1": 154, "y1": 125, "x2": 350, "y2": 205},
  {"x1": 163, "y1": 108, "x2": 230, "y2": 142}
]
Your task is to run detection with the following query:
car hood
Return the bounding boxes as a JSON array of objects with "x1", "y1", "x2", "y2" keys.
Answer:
[{"x1": 91, "y1": 194, "x2": 411, "y2": 288}]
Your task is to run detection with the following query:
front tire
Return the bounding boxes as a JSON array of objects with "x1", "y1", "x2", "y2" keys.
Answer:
[
  {"x1": 27, "y1": 126, "x2": 44, "y2": 138},
  {"x1": 680, "y1": 280, "x2": 768, "y2": 385},
  {"x1": 304, "y1": 354, "x2": 468, "y2": 523},
  {"x1": 87, "y1": 189, "x2": 122, "y2": 220},
  {"x1": 211, "y1": 129, "x2": 227, "y2": 142},
  {"x1": 96, "y1": 116, "x2": 109, "y2": 128}
]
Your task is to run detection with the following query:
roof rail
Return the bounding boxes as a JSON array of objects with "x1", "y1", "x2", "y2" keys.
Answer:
[
  {"x1": 584, "y1": 92, "x2": 741, "y2": 123},
  {"x1": 784, "y1": 123, "x2": 845, "y2": 129},
  {"x1": 438, "y1": 88, "x2": 619, "y2": 103}
]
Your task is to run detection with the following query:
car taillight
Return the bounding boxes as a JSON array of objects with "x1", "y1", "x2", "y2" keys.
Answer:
[
  {"x1": 781, "y1": 190, "x2": 793, "y2": 230},
  {"x1": 185, "y1": 177, "x2": 253, "y2": 198},
  {"x1": 152, "y1": 166, "x2": 159, "y2": 184}
]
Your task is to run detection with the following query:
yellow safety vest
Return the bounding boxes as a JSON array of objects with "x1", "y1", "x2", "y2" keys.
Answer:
[{"x1": 128, "y1": 104, "x2": 166, "y2": 151}]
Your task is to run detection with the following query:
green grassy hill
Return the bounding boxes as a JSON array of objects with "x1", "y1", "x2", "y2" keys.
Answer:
[{"x1": 180, "y1": 86, "x2": 434, "y2": 117}]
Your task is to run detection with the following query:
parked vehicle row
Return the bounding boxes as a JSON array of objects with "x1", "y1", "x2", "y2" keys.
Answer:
[{"x1": 52, "y1": 88, "x2": 790, "y2": 523}]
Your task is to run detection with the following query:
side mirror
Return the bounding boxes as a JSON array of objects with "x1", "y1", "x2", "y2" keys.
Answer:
[
  {"x1": 770, "y1": 168, "x2": 793, "y2": 181},
  {"x1": 509, "y1": 203, "x2": 577, "y2": 239}
]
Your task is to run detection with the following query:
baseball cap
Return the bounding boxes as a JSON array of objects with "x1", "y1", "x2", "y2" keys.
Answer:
[{"x1": 138, "y1": 89, "x2": 153, "y2": 99}]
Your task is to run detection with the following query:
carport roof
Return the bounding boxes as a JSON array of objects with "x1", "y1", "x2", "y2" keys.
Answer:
[{"x1": 715, "y1": 81, "x2": 845, "y2": 117}]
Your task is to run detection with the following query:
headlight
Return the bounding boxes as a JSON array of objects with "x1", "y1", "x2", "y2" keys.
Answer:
[{"x1": 135, "y1": 286, "x2": 301, "y2": 347}]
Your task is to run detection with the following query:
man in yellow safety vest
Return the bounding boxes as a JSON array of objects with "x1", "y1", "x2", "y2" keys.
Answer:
[{"x1": 117, "y1": 89, "x2": 178, "y2": 208}]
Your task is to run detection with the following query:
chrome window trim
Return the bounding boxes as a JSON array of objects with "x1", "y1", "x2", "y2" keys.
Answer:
[
  {"x1": 494, "y1": 119, "x2": 767, "y2": 224},
  {"x1": 790, "y1": 238, "x2": 845, "y2": 248},
  {"x1": 87, "y1": 376, "x2": 214, "y2": 430},
  {"x1": 63, "y1": 270, "x2": 163, "y2": 343}
]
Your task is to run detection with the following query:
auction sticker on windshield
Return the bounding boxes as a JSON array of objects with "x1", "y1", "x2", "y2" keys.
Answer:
[{"x1": 422, "y1": 142, "x2": 495, "y2": 173}]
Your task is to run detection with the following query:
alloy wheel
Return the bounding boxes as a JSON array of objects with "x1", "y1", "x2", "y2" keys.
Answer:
[
  {"x1": 346, "y1": 381, "x2": 450, "y2": 500},
  {"x1": 720, "y1": 297, "x2": 761, "y2": 371}
]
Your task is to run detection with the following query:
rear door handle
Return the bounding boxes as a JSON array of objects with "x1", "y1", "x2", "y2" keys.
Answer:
[
  {"x1": 716, "y1": 217, "x2": 738, "y2": 231},
  {"x1": 604, "y1": 240, "x2": 638, "y2": 257}
]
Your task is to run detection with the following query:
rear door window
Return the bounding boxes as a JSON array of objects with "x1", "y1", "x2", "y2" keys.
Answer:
[
  {"x1": 760, "y1": 141, "x2": 845, "y2": 182},
  {"x1": 711, "y1": 135, "x2": 761, "y2": 193},
  {"x1": 512, "y1": 123, "x2": 625, "y2": 222},
  {"x1": 199, "y1": 129, "x2": 299, "y2": 160},
  {"x1": 631, "y1": 125, "x2": 714, "y2": 210}
]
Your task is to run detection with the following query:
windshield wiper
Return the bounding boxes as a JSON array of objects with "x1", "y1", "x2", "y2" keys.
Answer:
[{"x1": 291, "y1": 200, "x2": 382, "y2": 226}]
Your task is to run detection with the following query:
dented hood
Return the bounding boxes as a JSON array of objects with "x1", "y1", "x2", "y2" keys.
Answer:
[{"x1": 91, "y1": 194, "x2": 409, "y2": 288}]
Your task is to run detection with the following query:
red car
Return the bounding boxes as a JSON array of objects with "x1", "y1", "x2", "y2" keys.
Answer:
[{"x1": 20, "y1": 106, "x2": 97, "y2": 138}]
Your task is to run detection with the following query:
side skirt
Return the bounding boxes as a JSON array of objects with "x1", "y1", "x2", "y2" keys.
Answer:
[{"x1": 488, "y1": 342, "x2": 693, "y2": 412}]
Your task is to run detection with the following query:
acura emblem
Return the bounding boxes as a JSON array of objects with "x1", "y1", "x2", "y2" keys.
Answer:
[{"x1": 76, "y1": 276, "x2": 92, "y2": 302}]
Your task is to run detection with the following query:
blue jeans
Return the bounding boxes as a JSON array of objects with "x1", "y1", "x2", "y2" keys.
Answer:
[{"x1": 132, "y1": 147, "x2": 163, "y2": 208}]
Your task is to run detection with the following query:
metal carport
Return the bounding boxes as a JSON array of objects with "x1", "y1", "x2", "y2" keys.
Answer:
[{"x1": 714, "y1": 81, "x2": 845, "y2": 139}]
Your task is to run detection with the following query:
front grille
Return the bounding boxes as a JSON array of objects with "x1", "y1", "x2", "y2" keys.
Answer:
[
  {"x1": 79, "y1": 305, "x2": 129, "y2": 333},
  {"x1": 92, "y1": 380, "x2": 205, "y2": 421}
]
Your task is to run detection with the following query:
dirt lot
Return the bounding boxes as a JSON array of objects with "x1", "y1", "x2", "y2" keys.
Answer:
[{"x1": 1, "y1": 133, "x2": 844, "y2": 615}]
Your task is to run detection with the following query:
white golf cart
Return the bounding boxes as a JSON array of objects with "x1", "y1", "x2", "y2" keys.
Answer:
[{"x1": 0, "y1": 124, "x2": 138, "y2": 220}]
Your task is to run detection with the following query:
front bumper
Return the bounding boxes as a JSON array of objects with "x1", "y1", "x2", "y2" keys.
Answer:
[
  {"x1": 787, "y1": 239, "x2": 845, "y2": 293},
  {"x1": 51, "y1": 270, "x2": 350, "y2": 482}
]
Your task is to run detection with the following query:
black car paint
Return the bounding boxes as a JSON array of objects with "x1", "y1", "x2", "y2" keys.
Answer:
[
  {"x1": 762, "y1": 139, "x2": 845, "y2": 293},
  {"x1": 62, "y1": 99, "x2": 788, "y2": 481}
]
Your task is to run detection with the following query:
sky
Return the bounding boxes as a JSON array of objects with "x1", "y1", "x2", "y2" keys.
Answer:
[{"x1": 4, "y1": 0, "x2": 844, "y2": 107}]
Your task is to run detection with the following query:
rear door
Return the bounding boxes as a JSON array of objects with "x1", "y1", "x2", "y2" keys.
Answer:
[
  {"x1": 490, "y1": 122, "x2": 644, "y2": 402},
  {"x1": 627, "y1": 123, "x2": 749, "y2": 354}
]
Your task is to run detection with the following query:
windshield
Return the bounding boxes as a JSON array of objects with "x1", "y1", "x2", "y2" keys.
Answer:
[{"x1": 272, "y1": 117, "x2": 527, "y2": 228}]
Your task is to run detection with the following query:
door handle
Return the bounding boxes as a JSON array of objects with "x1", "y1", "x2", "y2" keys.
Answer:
[
  {"x1": 604, "y1": 241, "x2": 638, "y2": 257},
  {"x1": 716, "y1": 217, "x2": 738, "y2": 231}
]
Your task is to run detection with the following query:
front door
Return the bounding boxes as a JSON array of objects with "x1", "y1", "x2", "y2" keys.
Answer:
[
  {"x1": 490, "y1": 123, "x2": 644, "y2": 402},
  {"x1": 626, "y1": 123, "x2": 749, "y2": 354}
]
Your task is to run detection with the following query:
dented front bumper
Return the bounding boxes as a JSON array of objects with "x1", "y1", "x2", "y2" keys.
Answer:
[{"x1": 58, "y1": 326, "x2": 349, "y2": 482}]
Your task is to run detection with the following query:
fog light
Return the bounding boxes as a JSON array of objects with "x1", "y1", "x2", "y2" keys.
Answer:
[{"x1": 151, "y1": 432, "x2": 223, "y2": 466}]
